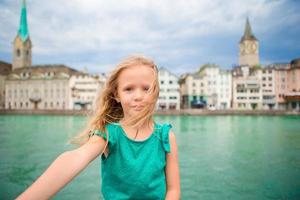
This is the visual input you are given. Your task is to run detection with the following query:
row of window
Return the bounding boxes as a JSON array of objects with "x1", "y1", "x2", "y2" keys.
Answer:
[
  {"x1": 160, "y1": 80, "x2": 175, "y2": 85},
  {"x1": 158, "y1": 96, "x2": 178, "y2": 100},
  {"x1": 262, "y1": 70, "x2": 273, "y2": 74},
  {"x1": 7, "y1": 101, "x2": 66, "y2": 109},
  {"x1": 15, "y1": 49, "x2": 30, "y2": 57},
  {"x1": 74, "y1": 82, "x2": 98, "y2": 85},
  {"x1": 159, "y1": 88, "x2": 179, "y2": 92},
  {"x1": 237, "y1": 97, "x2": 260, "y2": 100},
  {"x1": 236, "y1": 89, "x2": 260, "y2": 93},
  {"x1": 262, "y1": 77, "x2": 272, "y2": 81},
  {"x1": 262, "y1": 84, "x2": 273, "y2": 87}
]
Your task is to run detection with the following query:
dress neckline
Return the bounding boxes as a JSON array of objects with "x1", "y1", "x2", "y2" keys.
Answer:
[{"x1": 117, "y1": 122, "x2": 156, "y2": 143}]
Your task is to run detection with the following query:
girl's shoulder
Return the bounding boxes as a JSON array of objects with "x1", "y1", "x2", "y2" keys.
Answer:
[
  {"x1": 154, "y1": 122, "x2": 173, "y2": 153},
  {"x1": 154, "y1": 122, "x2": 172, "y2": 133}
]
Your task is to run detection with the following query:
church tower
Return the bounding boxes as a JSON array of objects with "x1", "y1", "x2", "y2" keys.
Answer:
[
  {"x1": 239, "y1": 18, "x2": 259, "y2": 66},
  {"x1": 12, "y1": 0, "x2": 32, "y2": 70}
]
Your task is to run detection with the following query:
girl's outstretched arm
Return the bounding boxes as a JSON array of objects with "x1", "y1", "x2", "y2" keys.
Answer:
[
  {"x1": 16, "y1": 135, "x2": 106, "y2": 200},
  {"x1": 165, "y1": 131, "x2": 181, "y2": 200}
]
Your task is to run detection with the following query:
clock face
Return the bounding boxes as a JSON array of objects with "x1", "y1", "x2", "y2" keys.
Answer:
[
  {"x1": 245, "y1": 42, "x2": 257, "y2": 54},
  {"x1": 250, "y1": 43, "x2": 257, "y2": 53}
]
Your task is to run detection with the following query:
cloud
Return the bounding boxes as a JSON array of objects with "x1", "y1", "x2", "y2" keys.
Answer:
[{"x1": 0, "y1": 0, "x2": 299, "y2": 74}]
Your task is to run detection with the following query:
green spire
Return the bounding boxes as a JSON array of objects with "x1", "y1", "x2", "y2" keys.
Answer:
[
  {"x1": 18, "y1": 0, "x2": 29, "y2": 42},
  {"x1": 240, "y1": 17, "x2": 257, "y2": 42}
]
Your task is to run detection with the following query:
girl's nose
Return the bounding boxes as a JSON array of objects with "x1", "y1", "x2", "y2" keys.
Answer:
[{"x1": 134, "y1": 89, "x2": 143, "y2": 100}]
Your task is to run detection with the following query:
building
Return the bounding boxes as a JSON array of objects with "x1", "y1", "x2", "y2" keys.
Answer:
[
  {"x1": 179, "y1": 72, "x2": 206, "y2": 109},
  {"x1": 239, "y1": 18, "x2": 260, "y2": 66},
  {"x1": 200, "y1": 64, "x2": 232, "y2": 110},
  {"x1": 4, "y1": 65, "x2": 104, "y2": 110},
  {"x1": 261, "y1": 66, "x2": 276, "y2": 110},
  {"x1": 157, "y1": 67, "x2": 180, "y2": 110},
  {"x1": 0, "y1": 61, "x2": 12, "y2": 108},
  {"x1": 70, "y1": 73, "x2": 105, "y2": 110},
  {"x1": 232, "y1": 65, "x2": 262, "y2": 110},
  {"x1": 12, "y1": 0, "x2": 32, "y2": 70},
  {"x1": 179, "y1": 64, "x2": 231, "y2": 109},
  {"x1": 273, "y1": 59, "x2": 300, "y2": 111},
  {"x1": 4, "y1": 0, "x2": 105, "y2": 111}
]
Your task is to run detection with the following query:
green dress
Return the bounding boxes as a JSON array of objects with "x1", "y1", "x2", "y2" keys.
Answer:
[{"x1": 90, "y1": 122, "x2": 172, "y2": 200}]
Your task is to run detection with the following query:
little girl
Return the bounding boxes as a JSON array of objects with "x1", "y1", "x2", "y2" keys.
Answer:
[{"x1": 17, "y1": 55, "x2": 180, "y2": 200}]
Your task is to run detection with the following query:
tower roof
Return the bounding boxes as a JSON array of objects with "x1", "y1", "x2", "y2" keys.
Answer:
[
  {"x1": 240, "y1": 17, "x2": 257, "y2": 43},
  {"x1": 17, "y1": 0, "x2": 29, "y2": 42}
]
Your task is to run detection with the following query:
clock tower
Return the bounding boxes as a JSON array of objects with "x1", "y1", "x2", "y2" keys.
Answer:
[
  {"x1": 12, "y1": 0, "x2": 32, "y2": 70},
  {"x1": 239, "y1": 18, "x2": 259, "y2": 66}
]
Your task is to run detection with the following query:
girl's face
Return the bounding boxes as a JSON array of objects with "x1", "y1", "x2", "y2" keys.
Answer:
[{"x1": 116, "y1": 65, "x2": 155, "y2": 119}]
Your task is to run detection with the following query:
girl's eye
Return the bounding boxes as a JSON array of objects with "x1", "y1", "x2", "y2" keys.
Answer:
[
  {"x1": 144, "y1": 87, "x2": 150, "y2": 91},
  {"x1": 125, "y1": 87, "x2": 132, "y2": 91}
]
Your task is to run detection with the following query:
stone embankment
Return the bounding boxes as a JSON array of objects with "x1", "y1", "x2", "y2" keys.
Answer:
[{"x1": 0, "y1": 109, "x2": 299, "y2": 116}]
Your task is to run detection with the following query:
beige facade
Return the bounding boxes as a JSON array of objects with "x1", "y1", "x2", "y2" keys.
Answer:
[
  {"x1": 261, "y1": 67, "x2": 276, "y2": 109},
  {"x1": 239, "y1": 18, "x2": 260, "y2": 66},
  {"x1": 0, "y1": 61, "x2": 12, "y2": 108},
  {"x1": 4, "y1": 65, "x2": 104, "y2": 110},
  {"x1": 179, "y1": 64, "x2": 231, "y2": 109},
  {"x1": 239, "y1": 40, "x2": 259, "y2": 66},
  {"x1": 273, "y1": 59, "x2": 300, "y2": 110},
  {"x1": 232, "y1": 66, "x2": 262, "y2": 110},
  {"x1": 12, "y1": 36, "x2": 32, "y2": 70},
  {"x1": 70, "y1": 74, "x2": 105, "y2": 110}
]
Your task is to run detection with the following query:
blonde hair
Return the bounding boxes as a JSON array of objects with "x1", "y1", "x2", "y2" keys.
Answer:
[{"x1": 71, "y1": 55, "x2": 159, "y2": 145}]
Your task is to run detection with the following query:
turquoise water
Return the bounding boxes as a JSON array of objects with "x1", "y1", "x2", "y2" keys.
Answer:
[{"x1": 0, "y1": 115, "x2": 299, "y2": 199}]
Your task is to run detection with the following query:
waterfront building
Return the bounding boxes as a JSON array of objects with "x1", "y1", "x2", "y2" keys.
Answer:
[
  {"x1": 273, "y1": 59, "x2": 300, "y2": 111},
  {"x1": 157, "y1": 68, "x2": 180, "y2": 110},
  {"x1": 179, "y1": 72, "x2": 205, "y2": 109},
  {"x1": 4, "y1": 1, "x2": 105, "y2": 111},
  {"x1": 70, "y1": 73, "x2": 105, "y2": 110},
  {"x1": 261, "y1": 66, "x2": 276, "y2": 109},
  {"x1": 232, "y1": 65, "x2": 262, "y2": 110},
  {"x1": 200, "y1": 64, "x2": 232, "y2": 109},
  {"x1": 4, "y1": 65, "x2": 104, "y2": 110},
  {"x1": 0, "y1": 62, "x2": 12, "y2": 108},
  {"x1": 179, "y1": 64, "x2": 231, "y2": 109},
  {"x1": 239, "y1": 18, "x2": 260, "y2": 66},
  {"x1": 232, "y1": 17, "x2": 264, "y2": 110}
]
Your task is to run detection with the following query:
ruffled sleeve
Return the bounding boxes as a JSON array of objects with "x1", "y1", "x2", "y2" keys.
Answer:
[{"x1": 161, "y1": 123, "x2": 172, "y2": 153}]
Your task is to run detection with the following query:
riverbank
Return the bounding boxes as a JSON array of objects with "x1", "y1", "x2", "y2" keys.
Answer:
[{"x1": 0, "y1": 109, "x2": 299, "y2": 116}]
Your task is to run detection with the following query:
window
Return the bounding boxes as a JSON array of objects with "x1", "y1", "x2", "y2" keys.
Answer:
[
  {"x1": 16, "y1": 49, "x2": 21, "y2": 57},
  {"x1": 160, "y1": 81, "x2": 164, "y2": 84},
  {"x1": 169, "y1": 80, "x2": 173, "y2": 84},
  {"x1": 268, "y1": 77, "x2": 272, "y2": 81}
]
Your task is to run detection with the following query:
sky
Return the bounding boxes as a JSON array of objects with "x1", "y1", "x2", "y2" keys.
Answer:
[{"x1": 0, "y1": 0, "x2": 299, "y2": 75}]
